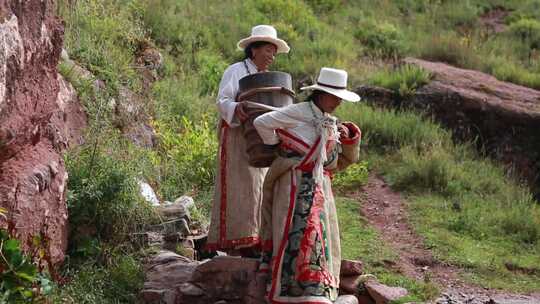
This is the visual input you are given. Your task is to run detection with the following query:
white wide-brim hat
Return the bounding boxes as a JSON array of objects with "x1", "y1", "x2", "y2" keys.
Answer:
[
  {"x1": 301, "y1": 67, "x2": 360, "y2": 102},
  {"x1": 237, "y1": 25, "x2": 290, "y2": 54}
]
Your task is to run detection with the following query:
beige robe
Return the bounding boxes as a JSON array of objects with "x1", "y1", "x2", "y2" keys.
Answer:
[
  {"x1": 207, "y1": 59, "x2": 268, "y2": 250},
  {"x1": 254, "y1": 102, "x2": 361, "y2": 304}
]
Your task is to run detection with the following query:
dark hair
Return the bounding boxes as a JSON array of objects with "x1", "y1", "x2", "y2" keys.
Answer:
[
  {"x1": 244, "y1": 41, "x2": 276, "y2": 59},
  {"x1": 307, "y1": 90, "x2": 324, "y2": 103}
]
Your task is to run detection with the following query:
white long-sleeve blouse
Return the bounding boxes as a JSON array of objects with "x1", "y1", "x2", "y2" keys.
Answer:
[
  {"x1": 253, "y1": 102, "x2": 329, "y2": 147},
  {"x1": 216, "y1": 58, "x2": 258, "y2": 128}
]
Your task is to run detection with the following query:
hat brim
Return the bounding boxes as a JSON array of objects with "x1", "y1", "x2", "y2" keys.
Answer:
[
  {"x1": 237, "y1": 36, "x2": 290, "y2": 54},
  {"x1": 301, "y1": 84, "x2": 361, "y2": 102}
]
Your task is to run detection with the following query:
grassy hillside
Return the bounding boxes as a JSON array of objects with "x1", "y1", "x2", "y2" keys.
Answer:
[{"x1": 40, "y1": 0, "x2": 540, "y2": 302}]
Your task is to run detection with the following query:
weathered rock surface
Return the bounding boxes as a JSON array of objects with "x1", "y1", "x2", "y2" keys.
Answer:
[
  {"x1": 60, "y1": 47, "x2": 158, "y2": 148},
  {"x1": 0, "y1": 0, "x2": 85, "y2": 266},
  {"x1": 357, "y1": 58, "x2": 540, "y2": 193},
  {"x1": 141, "y1": 251, "x2": 199, "y2": 304},
  {"x1": 341, "y1": 259, "x2": 364, "y2": 276},
  {"x1": 191, "y1": 256, "x2": 260, "y2": 303},
  {"x1": 140, "y1": 252, "x2": 266, "y2": 304},
  {"x1": 364, "y1": 280, "x2": 408, "y2": 304},
  {"x1": 435, "y1": 291, "x2": 540, "y2": 304},
  {"x1": 340, "y1": 275, "x2": 363, "y2": 295},
  {"x1": 142, "y1": 250, "x2": 393, "y2": 304}
]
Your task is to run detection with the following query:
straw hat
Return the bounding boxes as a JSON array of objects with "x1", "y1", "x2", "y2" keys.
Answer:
[
  {"x1": 301, "y1": 67, "x2": 360, "y2": 102},
  {"x1": 237, "y1": 25, "x2": 290, "y2": 54}
]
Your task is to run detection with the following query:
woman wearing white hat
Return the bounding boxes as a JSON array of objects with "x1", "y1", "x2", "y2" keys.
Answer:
[
  {"x1": 206, "y1": 25, "x2": 290, "y2": 256},
  {"x1": 254, "y1": 67, "x2": 362, "y2": 303}
]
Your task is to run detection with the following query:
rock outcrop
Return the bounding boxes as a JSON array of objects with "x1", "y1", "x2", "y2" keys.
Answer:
[
  {"x1": 0, "y1": 1, "x2": 85, "y2": 266},
  {"x1": 141, "y1": 250, "x2": 411, "y2": 304},
  {"x1": 357, "y1": 58, "x2": 540, "y2": 193}
]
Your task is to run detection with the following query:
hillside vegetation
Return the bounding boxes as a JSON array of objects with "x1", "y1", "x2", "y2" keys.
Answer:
[{"x1": 9, "y1": 0, "x2": 536, "y2": 302}]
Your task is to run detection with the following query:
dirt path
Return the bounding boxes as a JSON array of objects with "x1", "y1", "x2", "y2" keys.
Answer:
[{"x1": 354, "y1": 174, "x2": 540, "y2": 304}]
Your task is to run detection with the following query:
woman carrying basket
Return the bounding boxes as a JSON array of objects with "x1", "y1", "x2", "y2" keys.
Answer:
[
  {"x1": 254, "y1": 67, "x2": 362, "y2": 303},
  {"x1": 206, "y1": 25, "x2": 290, "y2": 257}
]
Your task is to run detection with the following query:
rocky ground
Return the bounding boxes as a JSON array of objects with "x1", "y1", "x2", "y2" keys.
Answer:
[
  {"x1": 357, "y1": 175, "x2": 540, "y2": 304},
  {"x1": 137, "y1": 192, "x2": 410, "y2": 304}
]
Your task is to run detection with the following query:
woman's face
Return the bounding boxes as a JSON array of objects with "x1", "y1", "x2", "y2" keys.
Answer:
[
  {"x1": 251, "y1": 43, "x2": 277, "y2": 71},
  {"x1": 316, "y1": 92, "x2": 342, "y2": 113}
]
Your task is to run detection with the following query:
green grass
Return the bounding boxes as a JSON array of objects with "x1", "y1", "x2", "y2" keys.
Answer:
[
  {"x1": 337, "y1": 102, "x2": 540, "y2": 291},
  {"x1": 55, "y1": 0, "x2": 540, "y2": 300},
  {"x1": 337, "y1": 197, "x2": 439, "y2": 302},
  {"x1": 410, "y1": 194, "x2": 540, "y2": 292},
  {"x1": 336, "y1": 102, "x2": 450, "y2": 150},
  {"x1": 51, "y1": 251, "x2": 146, "y2": 303},
  {"x1": 368, "y1": 64, "x2": 432, "y2": 99}
]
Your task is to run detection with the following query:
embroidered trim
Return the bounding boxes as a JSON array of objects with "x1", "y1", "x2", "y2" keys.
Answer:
[
  {"x1": 296, "y1": 137, "x2": 321, "y2": 171},
  {"x1": 206, "y1": 236, "x2": 261, "y2": 251},
  {"x1": 269, "y1": 170, "x2": 297, "y2": 302},
  {"x1": 276, "y1": 129, "x2": 310, "y2": 149},
  {"x1": 219, "y1": 121, "x2": 229, "y2": 245}
]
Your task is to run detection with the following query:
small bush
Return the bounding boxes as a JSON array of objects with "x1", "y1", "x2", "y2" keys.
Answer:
[
  {"x1": 0, "y1": 230, "x2": 53, "y2": 302},
  {"x1": 305, "y1": 0, "x2": 341, "y2": 14},
  {"x1": 52, "y1": 253, "x2": 144, "y2": 303},
  {"x1": 435, "y1": 1, "x2": 479, "y2": 28},
  {"x1": 486, "y1": 56, "x2": 540, "y2": 90},
  {"x1": 333, "y1": 161, "x2": 369, "y2": 190},
  {"x1": 336, "y1": 102, "x2": 449, "y2": 151},
  {"x1": 355, "y1": 21, "x2": 406, "y2": 59},
  {"x1": 415, "y1": 33, "x2": 482, "y2": 70},
  {"x1": 60, "y1": 0, "x2": 146, "y2": 92},
  {"x1": 195, "y1": 50, "x2": 228, "y2": 96},
  {"x1": 509, "y1": 19, "x2": 540, "y2": 48},
  {"x1": 368, "y1": 64, "x2": 432, "y2": 98},
  {"x1": 509, "y1": 18, "x2": 540, "y2": 64},
  {"x1": 153, "y1": 117, "x2": 218, "y2": 199},
  {"x1": 66, "y1": 141, "x2": 157, "y2": 258},
  {"x1": 388, "y1": 146, "x2": 457, "y2": 196},
  {"x1": 497, "y1": 192, "x2": 540, "y2": 244}
]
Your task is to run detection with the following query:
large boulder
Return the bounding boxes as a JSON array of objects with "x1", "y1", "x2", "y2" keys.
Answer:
[
  {"x1": 141, "y1": 253, "x2": 266, "y2": 304},
  {"x1": 357, "y1": 58, "x2": 540, "y2": 193},
  {"x1": 364, "y1": 280, "x2": 408, "y2": 304},
  {"x1": 0, "y1": 0, "x2": 86, "y2": 267}
]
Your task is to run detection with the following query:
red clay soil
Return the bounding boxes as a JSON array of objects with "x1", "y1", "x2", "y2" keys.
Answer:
[{"x1": 354, "y1": 174, "x2": 540, "y2": 303}]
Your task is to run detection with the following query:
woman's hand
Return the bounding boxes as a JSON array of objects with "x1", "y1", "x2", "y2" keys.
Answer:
[
  {"x1": 235, "y1": 102, "x2": 249, "y2": 122},
  {"x1": 338, "y1": 124, "x2": 350, "y2": 139}
]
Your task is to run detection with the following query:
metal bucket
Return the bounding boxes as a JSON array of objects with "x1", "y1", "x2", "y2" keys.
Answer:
[{"x1": 238, "y1": 71, "x2": 295, "y2": 167}]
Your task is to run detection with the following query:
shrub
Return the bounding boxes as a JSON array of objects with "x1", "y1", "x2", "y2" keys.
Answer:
[
  {"x1": 435, "y1": 1, "x2": 479, "y2": 28},
  {"x1": 336, "y1": 102, "x2": 449, "y2": 150},
  {"x1": 0, "y1": 230, "x2": 53, "y2": 302},
  {"x1": 195, "y1": 50, "x2": 228, "y2": 96},
  {"x1": 153, "y1": 116, "x2": 218, "y2": 199},
  {"x1": 305, "y1": 0, "x2": 341, "y2": 13},
  {"x1": 415, "y1": 33, "x2": 482, "y2": 70},
  {"x1": 59, "y1": 0, "x2": 146, "y2": 92},
  {"x1": 355, "y1": 21, "x2": 406, "y2": 59},
  {"x1": 51, "y1": 253, "x2": 144, "y2": 303},
  {"x1": 368, "y1": 64, "x2": 432, "y2": 98},
  {"x1": 333, "y1": 161, "x2": 369, "y2": 190},
  {"x1": 387, "y1": 146, "x2": 457, "y2": 196},
  {"x1": 486, "y1": 56, "x2": 540, "y2": 90},
  {"x1": 509, "y1": 18, "x2": 540, "y2": 64},
  {"x1": 65, "y1": 141, "x2": 157, "y2": 258}
]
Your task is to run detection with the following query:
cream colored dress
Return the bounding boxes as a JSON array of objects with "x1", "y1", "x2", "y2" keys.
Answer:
[
  {"x1": 206, "y1": 59, "x2": 268, "y2": 250},
  {"x1": 254, "y1": 101, "x2": 361, "y2": 304}
]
